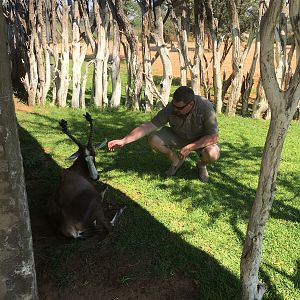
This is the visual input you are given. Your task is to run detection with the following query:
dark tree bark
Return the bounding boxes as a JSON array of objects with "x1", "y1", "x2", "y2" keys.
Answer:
[
  {"x1": 0, "y1": 5, "x2": 38, "y2": 298},
  {"x1": 3, "y1": 1, "x2": 29, "y2": 94}
]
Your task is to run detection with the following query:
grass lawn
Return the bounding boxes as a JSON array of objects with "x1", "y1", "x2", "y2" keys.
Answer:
[{"x1": 16, "y1": 106, "x2": 300, "y2": 299}]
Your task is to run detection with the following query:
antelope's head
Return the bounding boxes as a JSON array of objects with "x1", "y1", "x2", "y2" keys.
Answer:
[{"x1": 59, "y1": 112, "x2": 107, "y2": 181}]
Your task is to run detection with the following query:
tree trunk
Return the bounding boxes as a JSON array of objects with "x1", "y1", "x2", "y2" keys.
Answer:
[
  {"x1": 139, "y1": 0, "x2": 165, "y2": 109},
  {"x1": 102, "y1": 19, "x2": 110, "y2": 107},
  {"x1": 226, "y1": 0, "x2": 254, "y2": 116},
  {"x1": 283, "y1": 41, "x2": 295, "y2": 90},
  {"x1": 240, "y1": 1, "x2": 300, "y2": 299},
  {"x1": 3, "y1": 1, "x2": 29, "y2": 94},
  {"x1": 251, "y1": 1, "x2": 272, "y2": 119},
  {"x1": 0, "y1": 7, "x2": 38, "y2": 298},
  {"x1": 153, "y1": 3, "x2": 172, "y2": 106},
  {"x1": 37, "y1": 0, "x2": 50, "y2": 105},
  {"x1": 140, "y1": 0, "x2": 153, "y2": 110},
  {"x1": 34, "y1": 22, "x2": 45, "y2": 105},
  {"x1": 108, "y1": 0, "x2": 143, "y2": 110},
  {"x1": 80, "y1": 60, "x2": 94, "y2": 109},
  {"x1": 170, "y1": 3, "x2": 189, "y2": 86},
  {"x1": 204, "y1": 0, "x2": 222, "y2": 112},
  {"x1": 121, "y1": 39, "x2": 132, "y2": 107},
  {"x1": 23, "y1": 0, "x2": 38, "y2": 106},
  {"x1": 51, "y1": 0, "x2": 59, "y2": 105},
  {"x1": 56, "y1": 1, "x2": 69, "y2": 107},
  {"x1": 71, "y1": 0, "x2": 81, "y2": 108},
  {"x1": 241, "y1": 113, "x2": 287, "y2": 300},
  {"x1": 252, "y1": 79, "x2": 270, "y2": 119},
  {"x1": 110, "y1": 18, "x2": 121, "y2": 107},
  {"x1": 191, "y1": 0, "x2": 205, "y2": 96},
  {"x1": 274, "y1": 8, "x2": 288, "y2": 89},
  {"x1": 79, "y1": 0, "x2": 95, "y2": 53},
  {"x1": 241, "y1": 1, "x2": 266, "y2": 117},
  {"x1": 93, "y1": 0, "x2": 107, "y2": 107}
]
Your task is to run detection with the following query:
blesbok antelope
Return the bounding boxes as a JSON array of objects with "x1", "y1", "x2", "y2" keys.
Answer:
[{"x1": 47, "y1": 112, "x2": 123, "y2": 239}]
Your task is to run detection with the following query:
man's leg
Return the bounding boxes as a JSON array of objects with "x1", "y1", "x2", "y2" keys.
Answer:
[
  {"x1": 148, "y1": 128, "x2": 184, "y2": 176},
  {"x1": 197, "y1": 144, "x2": 220, "y2": 182}
]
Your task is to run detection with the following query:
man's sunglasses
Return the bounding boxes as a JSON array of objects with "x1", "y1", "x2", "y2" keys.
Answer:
[{"x1": 172, "y1": 100, "x2": 194, "y2": 110}]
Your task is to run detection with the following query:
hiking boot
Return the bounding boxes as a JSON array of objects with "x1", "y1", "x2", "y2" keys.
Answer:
[
  {"x1": 165, "y1": 158, "x2": 184, "y2": 176},
  {"x1": 197, "y1": 163, "x2": 209, "y2": 182}
]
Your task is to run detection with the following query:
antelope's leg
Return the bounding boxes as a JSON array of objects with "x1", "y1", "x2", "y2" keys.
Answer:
[
  {"x1": 110, "y1": 206, "x2": 127, "y2": 226},
  {"x1": 96, "y1": 207, "x2": 113, "y2": 232}
]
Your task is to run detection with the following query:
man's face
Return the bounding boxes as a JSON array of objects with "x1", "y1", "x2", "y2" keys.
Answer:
[{"x1": 172, "y1": 99, "x2": 195, "y2": 116}]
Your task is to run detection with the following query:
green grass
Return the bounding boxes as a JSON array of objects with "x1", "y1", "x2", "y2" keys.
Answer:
[{"x1": 17, "y1": 107, "x2": 300, "y2": 299}]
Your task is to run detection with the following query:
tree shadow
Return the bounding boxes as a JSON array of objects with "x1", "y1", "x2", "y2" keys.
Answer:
[
  {"x1": 18, "y1": 116, "x2": 244, "y2": 299},
  {"x1": 267, "y1": 260, "x2": 300, "y2": 288}
]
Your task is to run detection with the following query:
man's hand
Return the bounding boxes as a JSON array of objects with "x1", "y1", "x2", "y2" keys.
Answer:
[
  {"x1": 108, "y1": 139, "x2": 125, "y2": 151},
  {"x1": 179, "y1": 145, "x2": 192, "y2": 159}
]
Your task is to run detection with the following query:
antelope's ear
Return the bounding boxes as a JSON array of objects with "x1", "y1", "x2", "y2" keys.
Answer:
[
  {"x1": 94, "y1": 138, "x2": 107, "y2": 150},
  {"x1": 65, "y1": 150, "x2": 79, "y2": 161}
]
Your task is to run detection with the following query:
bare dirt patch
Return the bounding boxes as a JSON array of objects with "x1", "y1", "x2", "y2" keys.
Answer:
[
  {"x1": 30, "y1": 200, "x2": 198, "y2": 300},
  {"x1": 14, "y1": 97, "x2": 33, "y2": 112}
]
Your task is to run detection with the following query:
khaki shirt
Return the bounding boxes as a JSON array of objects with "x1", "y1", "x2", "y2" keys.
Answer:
[{"x1": 151, "y1": 95, "x2": 218, "y2": 142}]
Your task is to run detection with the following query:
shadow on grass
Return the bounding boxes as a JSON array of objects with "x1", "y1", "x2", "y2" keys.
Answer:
[
  {"x1": 260, "y1": 260, "x2": 300, "y2": 298},
  {"x1": 18, "y1": 116, "x2": 244, "y2": 299}
]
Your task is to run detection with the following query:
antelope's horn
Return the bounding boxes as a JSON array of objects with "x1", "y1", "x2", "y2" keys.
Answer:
[
  {"x1": 84, "y1": 112, "x2": 94, "y2": 149},
  {"x1": 59, "y1": 119, "x2": 83, "y2": 148}
]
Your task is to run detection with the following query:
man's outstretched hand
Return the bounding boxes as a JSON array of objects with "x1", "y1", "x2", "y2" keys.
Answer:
[{"x1": 108, "y1": 139, "x2": 125, "y2": 151}]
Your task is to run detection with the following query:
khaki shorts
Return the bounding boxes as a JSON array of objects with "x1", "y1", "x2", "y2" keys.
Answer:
[{"x1": 150, "y1": 126, "x2": 219, "y2": 156}]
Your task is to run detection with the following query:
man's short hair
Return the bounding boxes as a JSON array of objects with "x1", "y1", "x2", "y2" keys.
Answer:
[{"x1": 173, "y1": 86, "x2": 195, "y2": 104}]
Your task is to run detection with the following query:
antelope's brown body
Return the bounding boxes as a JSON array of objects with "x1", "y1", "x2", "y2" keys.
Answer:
[{"x1": 47, "y1": 113, "x2": 112, "y2": 238}]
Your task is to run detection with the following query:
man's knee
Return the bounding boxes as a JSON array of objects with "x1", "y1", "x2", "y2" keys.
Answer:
[
  {"x1": 148, "y1": 133, "x2": 164, "y2": 150},
  {"x1": 201, "y1": 144, "x2": 220, "y2": 163}
]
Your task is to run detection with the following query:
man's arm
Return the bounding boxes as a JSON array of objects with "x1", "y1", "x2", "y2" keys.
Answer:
[
  {"x1": 179, "y1": 133, "x2": 219, "y2": 158},
  {"x1": 108, "y1": 122, "x2": 157, "y2": 150}
]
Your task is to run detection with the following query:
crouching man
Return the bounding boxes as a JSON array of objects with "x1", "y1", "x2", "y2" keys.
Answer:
[{"x1": 108, "y1": 86, "x2": 220, "y2": 182}]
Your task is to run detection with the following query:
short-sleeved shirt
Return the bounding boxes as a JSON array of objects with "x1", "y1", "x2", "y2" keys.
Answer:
[{"x1": 151, "y1": 95, "x2": 218, "y2": 142}]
